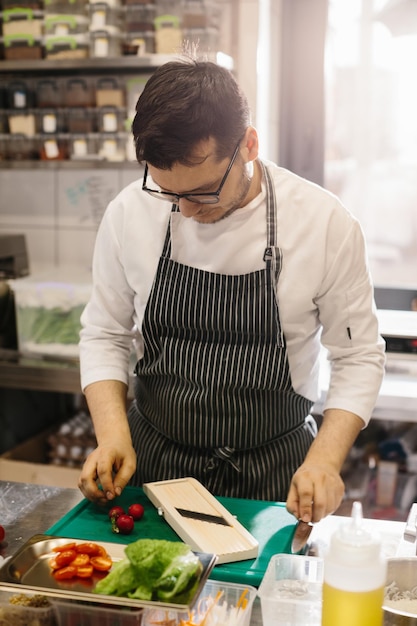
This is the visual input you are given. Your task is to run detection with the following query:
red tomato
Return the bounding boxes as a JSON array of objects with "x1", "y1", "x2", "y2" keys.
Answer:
[
  {"x1": 53, "y1": 565, "x2": 77, "y2": 580},
  {"x1": 108, "y1": 505, "x2": 125, "y2": 520},
  {"x1": 90, "y1": 556, "x2": 113, "y2": 572},
  {"x1": 52, "y1": 542, "x2": 76, "y2": 553},
  {"x1": 49, "y1": 557, "x2": 60, "y2": 570},
  {"x1": 116, "y1": 514, "x2": 134, "y2": 535},
  {"x1": 71, "y1": 553, "x2": 90, "y2": 567},
  {"x1": 75, "y1": 542, "x2": 102, "y2": 556},
  {"x1": 128, "y1": 503, "x2": 145, "y2": 521},
  {"x1": 75, "y1": 564, "x2": 94, "y2": 578},
  {"x1": 0, "y1": 525, "x2": 5, "y2": 542},
  {"x1": 55, "y1": 549, "x2": 77, "y2": 568}
]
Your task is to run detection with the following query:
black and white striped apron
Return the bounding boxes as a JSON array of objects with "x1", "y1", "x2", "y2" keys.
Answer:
[{"x1": 128, "y1": 161, "x2": 315, "y2": 501}]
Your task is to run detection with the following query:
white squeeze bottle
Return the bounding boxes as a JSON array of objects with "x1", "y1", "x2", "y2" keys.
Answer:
[{"x1": 321, "y1": 501, "x2": 387, "y2": 626}]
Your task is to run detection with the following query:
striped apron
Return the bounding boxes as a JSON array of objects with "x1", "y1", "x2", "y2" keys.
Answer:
[{"x1": 128, "y1": 161, "x2": 315, "y2": 501}]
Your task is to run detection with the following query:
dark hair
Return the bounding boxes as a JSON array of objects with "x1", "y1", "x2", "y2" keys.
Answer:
[{"x1": 132, "y1": 59, "x2": 251, "y2": 169}]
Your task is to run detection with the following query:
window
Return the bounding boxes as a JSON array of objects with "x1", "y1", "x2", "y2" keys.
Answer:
[{"x1": 324, "y1": 0, "x2": 417, "y2": 297}]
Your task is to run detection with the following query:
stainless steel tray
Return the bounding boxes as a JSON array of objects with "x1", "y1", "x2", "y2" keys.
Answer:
[{"x1": 0, "y1": 534, "x2": 217, "y2": 610}]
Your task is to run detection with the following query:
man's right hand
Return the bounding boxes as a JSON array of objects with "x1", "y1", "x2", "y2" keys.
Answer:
[{"x1": 78, "y1": 440, "x2": 137, "y2": 505}]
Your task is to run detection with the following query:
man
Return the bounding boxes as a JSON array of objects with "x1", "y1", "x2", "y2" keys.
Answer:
[{"x1": 78, "y1": 59, "x2": 385, "y2": 523}]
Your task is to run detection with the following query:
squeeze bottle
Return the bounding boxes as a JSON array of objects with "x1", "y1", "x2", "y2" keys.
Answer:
[{"x1": 321, "y1": 501, "x2": 386, "y2": 626}]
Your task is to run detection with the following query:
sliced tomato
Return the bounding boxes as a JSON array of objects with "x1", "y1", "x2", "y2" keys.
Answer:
[
  {"x1": 53, "y1": 565, "x2": 77, "y2": 580},
  {"x1": 90, "y1": 555, "x2": 113, "y2": 572},
  {"x1": 71, "y1": 553, "x2": 90, "y2": 567},
  {"x1": 55, "y1": 549, "x2": 77, "y2": 568},
  {"x1": 75, "y1": 564, "x2": 94, "y2": 578},
  {"x1": 75, "y1": 542, "x2": 102, "y2": 556},
  {"x1": 49, "y1": 557, "x2": 61, "y2": 570},
  {"x1": 52, "y1": 542, "x2": 76, "y2": 553}
]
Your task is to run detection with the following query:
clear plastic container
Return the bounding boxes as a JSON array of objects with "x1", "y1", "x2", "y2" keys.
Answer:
[
  {"x1": 67, "y1": 107, "x2": 96, "y2": 132},
  {"x1": 36, "y1": 78, "x2": 64, "y2": 108},
  {"x1": 53, "y1": 600, "x2": 143, "y2": 625},
  {"x1": 124, "y1": 3, "x2": 156, "y2": 32},
  {"x1": 63, "y1": 77, "x2": 95, "y2": 107},
  {"x1": 1, "y1": 7, "x2": 43, "y2": 37},
  {"x1": 0, "y1": 595, "x2": 55, "y2": 625},
  {"x1": 69, "y1": 133, "x2": 99, "y2": 159},
  {"x1": 122, "y1": 30, "x2": 155, "y2": 55},
  {"x1": 44, "y1": 34, "x2": 90, "y2": 59},
  {"x1": 44, "y1": 13, "x2": 90, "y2": 35},
  {"x1": 3, "y1": 34, "x2": 43, "y2": 59},
  {"x1": 90, "y1": 28, "x2": 122, "y2": 57},
  {"x1": 142, "y1": 580, "x2": 257, "y2": 626},
  {"x1": 97, "y1": 105, "x2": 127, "y2": 132},
  {"x1": 258, "y1": 554, "x2": 324, "y2": 626}
]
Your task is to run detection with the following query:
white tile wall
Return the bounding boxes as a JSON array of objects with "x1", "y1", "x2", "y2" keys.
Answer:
[{"x1": 0, "y1": 164, "x2": 142, "y2": 271}]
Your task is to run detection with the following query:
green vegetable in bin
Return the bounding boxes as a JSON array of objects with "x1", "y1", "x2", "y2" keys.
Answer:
[
  {"x1": 17, "y1": 304, "x2": 84, "y2": 345},
  {"x1": 94, "y1": 539, "x2": 202, "y2": 603}
]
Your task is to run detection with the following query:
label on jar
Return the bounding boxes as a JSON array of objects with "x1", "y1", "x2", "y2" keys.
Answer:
[
  {"x1": 103, "y1": 112, "x2": 117, "y2": 132},
  {"x1": 73, "y1": 138, "x2": 88, "y2": 157},
  {"x1": 43, "y1": 113, "x2": 57, "y2": 133},
  {"x1": 44, "y1": 139, "x2": 59, "y2": 159},
  {"x1": 94, "y1": 36, "x2": 109, "y2": 57}
]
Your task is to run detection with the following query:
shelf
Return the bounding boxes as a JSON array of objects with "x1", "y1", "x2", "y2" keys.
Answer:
[
  {"x1": 0, "y1": 54, "x2": 175, "y2": 75},
  {"x1": 0, "y1": 159, "x2": 140, "y2": 170}
]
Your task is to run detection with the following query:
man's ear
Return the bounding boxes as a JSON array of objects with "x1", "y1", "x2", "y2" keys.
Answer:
[{"x1": 242, "y1": 126, "x2": 259, "y2": 162}]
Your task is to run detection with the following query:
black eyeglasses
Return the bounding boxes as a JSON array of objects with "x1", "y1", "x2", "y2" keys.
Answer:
[{"x1": 142, "y1": 140, "x2": 241, "y2": 205}]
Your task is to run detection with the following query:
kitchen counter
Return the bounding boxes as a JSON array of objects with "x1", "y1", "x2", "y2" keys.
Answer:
[
  {"x1": 0, "y1": 480, "x2": 413, "y2": 625},
  {"x1": 0, "y1": 481, "x2": 269, "y2": 623}
]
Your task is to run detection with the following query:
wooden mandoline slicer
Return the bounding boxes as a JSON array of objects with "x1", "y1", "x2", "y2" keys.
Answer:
[{"x1": 143, "y1": 477, "x2": 259, "y2": 564}]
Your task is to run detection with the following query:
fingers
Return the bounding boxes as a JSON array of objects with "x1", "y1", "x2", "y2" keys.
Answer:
[
  {"x1": 286, "y1": 464, "x2": 345, "y2": 523},
  {"x1": 78, "y1": 446, "x2": 136, "y2": 504}
]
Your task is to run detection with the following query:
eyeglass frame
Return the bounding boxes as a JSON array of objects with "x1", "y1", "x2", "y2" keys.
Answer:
[{"x1": 141, "y1": 139, "x2": 242, "y2": 205}]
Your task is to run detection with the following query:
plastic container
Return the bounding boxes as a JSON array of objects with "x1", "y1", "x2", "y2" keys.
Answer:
[
  {"x1": 69, "y1": 132, "x2": 99, "y2": 159},
  {"x1": 258, "y1": 554, "x2": 323, "y2": 626},
  {"x1": 0, "y1": 593, "x2": 55, "y2": 625},
  {"x1": 122, "y1": 30, "x2": 154, "y2": 55},
  {"x1": 97, "y1": 131, "x2": 127, "y2": 160},
  {"x1": 36, "y1": 79, "x2": 64, "y2": 108},
  {"x1": 37, "y1": 109, "x2": 67, "y2": 133},
  {"x1": 90, "y1": 28, "x2": 122, "y2": 57},
  {"x1": 44, "y1": 34, "x2": 90, "y2": 59},
  {"x1": 7, "y1": 79, "x2": 34, "y2": 108},
  {"x1": 67, "y1": 106, "x2": 96, "y2": 132},
  {"x1": 10, "y1": 268, "x2": 92, "y2": 358},
  {"x1": 8, "y1": 109, "x2": 36, "y2": 135},
  {"x1": 3, "y1": 33, "x2": 43, "y2": 58},
  {"x1": 97, "y1": 105, "x2": 127, "y2": 132},
  {"x1": 53, "y1": 600, "x2": 143, "y2": 625},
  {"x1": 321, "y1": 501, "x2": 387, "y2": 626},
  {"x1": 44, "y1": 13, "x2": 90, "y2": 35},
  {"x1": 124, "y1": 3, "x2": 156, "y2": 32},
  {"x1": 142, "y1": 579, "x2": 257, "y2": 626},
  {"x1": 95, "y1": 77, "x2": 125, "y2": 107},
  {"x1": 63, "y1": 77, "x2": 95, "y2": 107},
  {"x1": 7, "y1": 133, "x2": 38, "y2": 159},
  {"x1": 1, "y1": 7, "x2": 43, "y2": 37}
]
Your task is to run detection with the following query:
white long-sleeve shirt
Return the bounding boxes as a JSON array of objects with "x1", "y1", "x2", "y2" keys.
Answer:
[{"x1": 80, "y1": 161, "x2": 385, "y2": 425}]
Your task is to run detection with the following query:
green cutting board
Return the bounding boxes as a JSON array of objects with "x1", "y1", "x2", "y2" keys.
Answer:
[{"x1": 46, "y1": 486, "x2": 297, "y2": 587}]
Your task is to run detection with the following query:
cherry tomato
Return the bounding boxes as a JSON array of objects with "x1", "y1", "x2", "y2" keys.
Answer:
[
  {"x1": 90, "y1": 556, "x2": 113, "y2": 572},
  {"x1": 75, "y1": 542, "x2": 102, "y2": 556},
  {"x1": 53, "y1": 565, "x2": 77, "y2": 580},
  {"x1": 55, "y1": 549, "x2": 77, "y2": 568},
  {"x1": 116, "y1": 514, "x2": 134, "y2": 535},
  {"x1": 52, "y1": 542, "x2": 76, "y2": 553},
  {"x1": 49, "y1": 557, "x2": 60, "y2": 570},
  {"x1": 128, "y1": 503, "x2": 145, "y2": 521},
  {"x1": 108, "y1": 505, "x2": 125, "y2": 520},
  {"x1": 75, "y1": 564, "x2": 94, "y2": 578},
  {"x1": 0, "y1": 525, "x2": 5, "y2": 542},
  {"x1": 71, "y1": 553, "x2": 90, "y2": 567}
]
